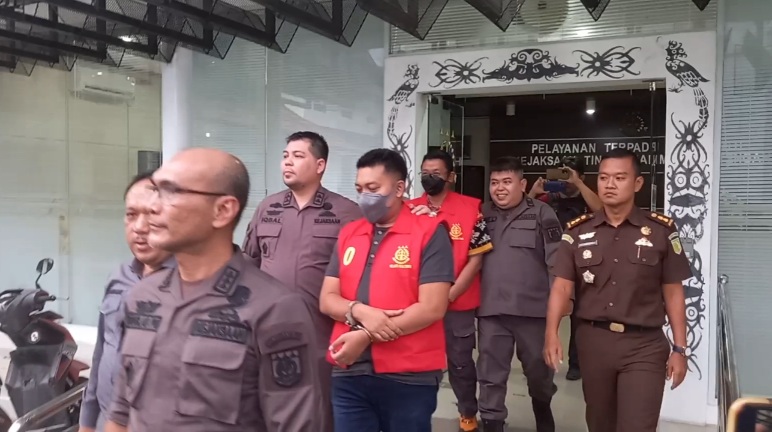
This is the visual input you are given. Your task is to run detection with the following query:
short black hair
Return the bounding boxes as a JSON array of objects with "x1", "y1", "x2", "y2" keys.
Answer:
[
  {"x1": 601, "y1": 148, "x2": 642, "y2": 176},
  {"x1": 356, "y1": 148, "x2": 408, "y2": 181},
  {"x1": 422, "y1": 149, "x2": 454, "y2": 173},
  {"x1": 217, "y1": 156, "x2": 251, "y2": 226},
  {"x1": 560, "y1": 156, "x2": 585, "y2": 175},
  {"x1": 490, "y1": 156, "x2": 524, "y2": 176},
  {"x1": 286, "y1": 131, "x2": 329, "y2": 162},
  {"x1": 124, "y1": 170, "x2": 155, "y2": 199}
]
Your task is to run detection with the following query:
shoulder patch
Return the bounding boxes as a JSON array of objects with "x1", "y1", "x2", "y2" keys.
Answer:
[
  {"x1": 566, "y1": 213, "x2": 594, "y2": 230},
  {"x1": 647, "y1": 211, "x2": 675, "y2": 228}
]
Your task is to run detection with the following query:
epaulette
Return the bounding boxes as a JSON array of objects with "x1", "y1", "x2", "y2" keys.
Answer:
[
  {"x1": 647, "y1": 211, "x2": 675, "y2": 228},
  {"x1": 566, "y1": 213, "x2": 594, "y2": 230}
]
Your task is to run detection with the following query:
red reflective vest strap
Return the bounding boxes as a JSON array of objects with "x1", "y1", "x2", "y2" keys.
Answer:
[
  {"x1": 408, "y1": 192, "x2": 482, "y2": 311},
  {"x1": 328, "y1": 204, "x2": 447, "y2": 373}
]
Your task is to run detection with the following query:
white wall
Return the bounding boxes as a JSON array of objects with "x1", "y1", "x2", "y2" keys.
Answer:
[{"x1": 0, "y1": 65, "x2": 162, "y2": 326}]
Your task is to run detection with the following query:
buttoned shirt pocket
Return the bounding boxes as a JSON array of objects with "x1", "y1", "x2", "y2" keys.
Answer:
[
  {"x1": 508, "y1": 219, "x2": 537, "y2": 249},
  {"x1": 121, "y1": 329, "x2": 156, "y2": 407},
  {"x1": 627, "y1": 249, "x2": 661, "y2": 284},
  {"x1": 256, "y1": 224, "x2": 282, "y2": 260},
  {"x1": 574, "y1": 251, "x2": 603, "y2": 288},
  {"x1": 99, "y1": 291, "x2": 124, "y2": 349},
  {"x1": 312, "y1": 225, "x2": 339, "y2": 252},
  {"x1": 176, "y1": 336, "x2": 249, "y2": 425}
]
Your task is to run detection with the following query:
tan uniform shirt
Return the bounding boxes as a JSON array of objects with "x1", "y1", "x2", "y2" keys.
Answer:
[
  {"x1": 243, "y1": 187, "x2": 360, "y2": 302},
  {"x1": 108, "y1": 249, "x2": 324, "y2": 432},
  {"x1": 551, "y1": 208, "x2": 692, "y2": 327}
]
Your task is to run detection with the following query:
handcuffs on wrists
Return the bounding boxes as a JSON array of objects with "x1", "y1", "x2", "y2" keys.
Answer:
[{"x1": 345, "y1": 300, "x2": 374, "y2": 342}]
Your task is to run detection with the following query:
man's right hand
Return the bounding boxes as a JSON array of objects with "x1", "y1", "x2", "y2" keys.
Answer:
[
  {"x1": 542, "y1": 333, "x2": 563, "y2": 372},
  {"x1": 103, "y1": 420, "x2": 128, "y2": 432},
  {"x1": 529, "y1": 177, "x2": 546, "y2": 197},
  {"x1": 78, "y1": 428, "x2": 96, "y2": 432},
  {"x1": 352, "y1": 304, "x2": 404, "y2": 342}
]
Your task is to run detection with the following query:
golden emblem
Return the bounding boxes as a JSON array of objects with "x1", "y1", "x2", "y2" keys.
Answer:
[
  {"x1": 449, "y1": 223, "x2": 464, "y2": 241},
  {"x1": 641, "y1": 226, "x2": 652, "y2": 236},
  {"x1": 390, "y1": 245, "x2": 412, "y2": 269},
  {"x1": 342, "y1": 247, "x2": 356, "y2": 266}
]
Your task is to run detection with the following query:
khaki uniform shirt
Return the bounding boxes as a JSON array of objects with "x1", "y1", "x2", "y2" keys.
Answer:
[
  {"x1": 551, "y1": 208, "x2": 692, "y2": 327},
  {"x1": 243, "y1": 187, "x2": 360, "y2": 302},
  {"x1": 108, "y1": 249, "x2": 324, "y2": 432},
  {"x1": 479, "y1": 195, "x2": 563, "y2": 318}
]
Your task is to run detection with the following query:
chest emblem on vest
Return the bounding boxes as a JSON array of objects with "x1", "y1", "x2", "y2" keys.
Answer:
[
  {"x1": 343, "y1": 247, "x2": 356, "y2": 266},
  {"x1": 449, "y1": 223, "x2": 464, "y2": 241},
  {"x1": 390, "y1": 245, "x2": 412, "y2": 269}
]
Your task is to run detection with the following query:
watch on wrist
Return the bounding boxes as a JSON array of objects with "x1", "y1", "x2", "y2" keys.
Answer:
[{"x1": 672, "y1": 345, "x2": 687, "y2": 356}]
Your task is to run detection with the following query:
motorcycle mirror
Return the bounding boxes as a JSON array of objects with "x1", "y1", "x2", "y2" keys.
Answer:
[{"x1": 36, "y1": 258, "x2": 54, "y2": 275}]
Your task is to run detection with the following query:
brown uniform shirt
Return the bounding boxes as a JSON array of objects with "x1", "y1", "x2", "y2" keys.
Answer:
[
  {"x1": 242, "y1": 187, "x2": 360, "y2": 302},
  {"x1": 108, "y1": 249, "x2": 324, "y2": 432},
  {"x1": 479, "y1": 195, "x2": 563, "y2": 318},
  {"x1": 551, "y1": 207, "x2": 693, "y2": 327}
]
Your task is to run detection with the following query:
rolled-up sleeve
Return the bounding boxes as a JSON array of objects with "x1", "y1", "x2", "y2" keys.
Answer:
[{"x1": 256, "y1": 293, "x2": 324, "y2": 432}]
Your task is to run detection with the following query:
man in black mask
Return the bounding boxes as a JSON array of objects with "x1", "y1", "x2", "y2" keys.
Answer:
[
  {"x1": 528, "y1": 156, "x2": 602, "y2": 381},
  {"x1": 408, "y1": 149, "x2": 493, "y2": 432}
]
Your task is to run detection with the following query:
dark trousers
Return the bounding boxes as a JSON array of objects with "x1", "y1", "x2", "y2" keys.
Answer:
[
  {"x1": 576, "y1": 322, "x2": 671, "y2": 432},
  {"x1": 477, "y1": 315, "x2": 557, "y2": 422},
  {"x1": 331, "y1": 375, "x2": 438, "y2": 432},
  {"x1": 444, "y1": 310, "x2": 478, "y2": 417},
  {"x1": 568, "y1": 311, "x2": 580, "y2": 370}
]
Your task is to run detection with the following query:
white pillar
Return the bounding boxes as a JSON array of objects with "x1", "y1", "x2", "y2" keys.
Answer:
[{"x1": 161, "y1": 48, "x2": 193, "y2": 161}]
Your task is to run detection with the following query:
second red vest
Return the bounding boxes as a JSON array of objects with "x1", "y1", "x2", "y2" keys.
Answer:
[{"x1": 409, "y1": 191, "x2": 482, "y2": 311}]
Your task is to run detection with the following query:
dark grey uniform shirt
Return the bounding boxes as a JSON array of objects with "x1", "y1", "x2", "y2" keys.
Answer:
[
  {"x1": 325, "y1": 225, "x2": 455, "y2": 385},
  {"x1": 108, "y1": 248, "x2": 324, "y2": 432},
  {"x1": 80, "y1": 258, "x2": 175, "y2": 429},
  {"x1": 243, "y1": 187, "x2": 360, "y2": 303},
  {"x1": 479, "y1": 195, "x2": 563, "y2": 318}
]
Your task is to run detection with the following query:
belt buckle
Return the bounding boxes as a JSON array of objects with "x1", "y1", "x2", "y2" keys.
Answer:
[{"x1": 609, "y1": 322, "x2": 625, "y2": 333}]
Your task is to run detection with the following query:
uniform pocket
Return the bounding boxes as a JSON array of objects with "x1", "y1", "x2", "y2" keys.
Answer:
[
  {"x1": 99, "y1": 293, "x2": 123, "y2": 348},
  {"x1": 256, "y1": 224, "x2": 282, "y2": 260},
  {"x1": 121, "y1": 329, "x2": 156, "y2": 407},
  {"x1": 509, "y1": 219, "x2": 537, "y2": 249},
  {"x1": 176, "y1": 336, "x2": 249, "y2": 425}
]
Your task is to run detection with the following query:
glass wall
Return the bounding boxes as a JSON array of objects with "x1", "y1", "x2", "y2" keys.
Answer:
[
  {"x1": 390, "y1": 0, "x2": 717, "y2": 54},
  {"x1": 717, "y1": 0, "x2": 772, "y2": 397},
  {"x1": 188, "y1": 16, "x2": 387, "y2": 242},
  {"x1": 0, "y1": 63, "x2": 162, "y2": 325}
]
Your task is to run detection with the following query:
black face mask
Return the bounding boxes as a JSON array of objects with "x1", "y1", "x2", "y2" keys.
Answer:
[{"x1": 421, "y1": 174, "x2": 446, "y2": 196}]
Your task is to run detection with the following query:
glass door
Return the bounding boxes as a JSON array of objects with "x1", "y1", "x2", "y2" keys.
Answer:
[{"x1": 426, "y1": 96, "x2": 465, "y2": 194}]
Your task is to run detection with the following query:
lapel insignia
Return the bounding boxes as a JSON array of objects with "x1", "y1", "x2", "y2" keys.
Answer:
[
  {"x1": 641, "y1": 226, "x2": 652, "y2": 236},
  {"x1": 635, "y1": 237, "x2": 653, "y2": 248},
  {"x1": 582, "y1": 249, "x2": 592, "y2": 260},
  {"x1": 578, "y1": 240, "x2": 598, "y2": 248},
  {"x1": 579, "y1": 232, "x2": 596, "y2": 240}
]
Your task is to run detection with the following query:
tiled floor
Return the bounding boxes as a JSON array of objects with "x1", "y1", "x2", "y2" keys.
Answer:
[{"x1": 430, "y1": 320, "x2": 717, "y2": 432}]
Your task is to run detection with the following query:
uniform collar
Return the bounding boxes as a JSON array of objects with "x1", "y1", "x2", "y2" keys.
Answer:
[
  {"x1": 592, "y1": 206, "x2": 646, "y2": 227},
  {"x1": 282, "y1": 186, "x2": 329, "y2": 209},
  {"x1": 129, "y1": 256, "x2": 176, "y2": 279},
  {"x1": 158, "y1": 245, "x2": 246, "y2": 300}
]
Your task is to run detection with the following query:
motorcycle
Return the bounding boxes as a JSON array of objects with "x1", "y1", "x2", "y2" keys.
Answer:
[{"x1": 0, "y1": 258, "x2": 89, "y2": 431}]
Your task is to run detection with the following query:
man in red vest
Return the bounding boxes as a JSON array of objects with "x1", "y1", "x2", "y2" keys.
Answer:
[
  {"x1": 319, "y1": 148, "x2": 455, "y2": 432},
  {"x1": 408, "y1": 149, "x2": 493, "y2": 432}
]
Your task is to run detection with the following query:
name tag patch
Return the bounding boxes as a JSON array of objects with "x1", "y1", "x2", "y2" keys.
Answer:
[
  {"x1": 125, "y1": 313, "x2": 162, "y2": 331},
  {"x1": 191, "y1": 319, "x2": 250, "y2": 344}
]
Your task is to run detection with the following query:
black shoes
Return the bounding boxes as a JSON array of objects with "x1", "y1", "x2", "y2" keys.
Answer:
[
  {"x1": 566, "y1": 367, "x2": 581, "y2": 381},
  {"x1": 481, "y1": 419, "x2": 505, "y2": 432}
]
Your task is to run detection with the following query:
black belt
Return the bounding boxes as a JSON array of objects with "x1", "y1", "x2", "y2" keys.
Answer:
[{"x1": 583, "y1": 320, "x2": 660, "y2": 333}]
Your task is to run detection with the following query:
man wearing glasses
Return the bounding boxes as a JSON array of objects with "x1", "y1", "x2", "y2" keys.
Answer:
[{"x1": 104, "y1": 148, "x2": 324, "y2": 432}]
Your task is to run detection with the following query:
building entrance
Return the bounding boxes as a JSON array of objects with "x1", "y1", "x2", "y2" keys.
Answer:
[{"x1": 424, "y1": 86, "x2": 667, "y2": 212}]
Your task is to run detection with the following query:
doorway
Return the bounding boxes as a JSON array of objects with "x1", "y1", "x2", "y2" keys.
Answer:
[{"x1": 424, "y1": 87, "x2": 667, "y2": 211}]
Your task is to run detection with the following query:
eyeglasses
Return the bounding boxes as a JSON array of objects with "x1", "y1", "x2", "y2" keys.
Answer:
[{"x1": 149, "y1": 180, "x2": 228, "y2": 203}]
